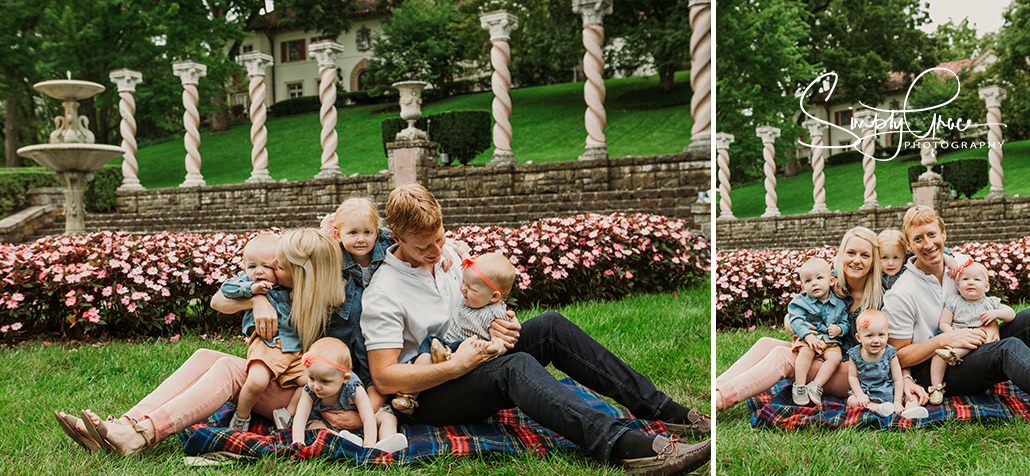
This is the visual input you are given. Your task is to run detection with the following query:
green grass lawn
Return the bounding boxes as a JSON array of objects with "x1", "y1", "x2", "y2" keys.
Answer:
[
  {"x1": 129, "y1": 72, "x2": 691, "y2": 190},
  {"x1": 2, "y1": 284, "x2": 708, "y2": 475},
  {"x1": 716, "y1": 304, "x2": 1030, "y2": 475},
  {"x1": 723, "y1": 140, "x2": 1030, "y2": 218}
]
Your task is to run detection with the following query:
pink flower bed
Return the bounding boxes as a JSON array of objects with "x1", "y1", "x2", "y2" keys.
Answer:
[
  {"x1": 716, "y1": 236, "x2": 1030, "y2": 328},
  {"x1": 447, "y1": 213, "x2": 710, "y2": 308},
  {"x1": 1, "y1": 213, "x2": 708, "y2": 339}
]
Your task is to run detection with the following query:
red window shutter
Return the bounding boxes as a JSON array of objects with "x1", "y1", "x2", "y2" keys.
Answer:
[
  {"x1": 299, "y1": 39, "x2": 306, "y2": 61},
  {"x1": 281, "y1": 42, "x2": 287, "y2": 63}
]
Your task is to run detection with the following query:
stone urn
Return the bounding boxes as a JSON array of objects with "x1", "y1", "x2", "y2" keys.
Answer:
[
  {"x1": 17, "y1": 78, "x2": 125, "y2": 235},
  {"x1": 915, "y1": 138, "x2": 942, "y2": 181},
  {"x1": 392, "y1": 80, "x2": 430, "y2": 141}
]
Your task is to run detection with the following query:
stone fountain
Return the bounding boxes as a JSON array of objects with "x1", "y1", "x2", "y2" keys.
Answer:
[{"x1": 17, "y1": 77, "x2": 125, "y2": 235}]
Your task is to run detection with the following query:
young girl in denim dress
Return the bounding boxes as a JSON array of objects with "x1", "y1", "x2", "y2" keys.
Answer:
[{"x1": 846, "y1": 310, "x2": 928, "y2": 419}]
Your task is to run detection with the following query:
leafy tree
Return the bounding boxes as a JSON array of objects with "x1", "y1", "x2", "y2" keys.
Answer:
[
  {"x1": 904, "y1": 68, "x2": 990, "y2": 145},
  {"x1": 606, "y1": 0, "x2": 692, "y2": 93},
  {"x1": 0, "y1": 2, "x2": 44, "y2": 167},
  {"x1": 366, "y1": 0, "x2": 468, "y2": 93},
  {"x1": 803, "y1": 0, "x2": 940, "y2": 107},
  {"x1": 932, "y1": 18, "x2": 996, "y2": 62},
  {"x1": 716, "y1": 0, "x2": 818, "y2": 183},
  {"x1": 991, "y1": 0, "x2": 1030, "y2": 141}
]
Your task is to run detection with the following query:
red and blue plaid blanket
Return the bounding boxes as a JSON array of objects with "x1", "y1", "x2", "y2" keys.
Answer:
[
  {"x1": 177, "y1": 378, "x2": 672, "y2": 465},
  {"x1": 747, "y1": 379, "x2": 1030, "y2": 430}
]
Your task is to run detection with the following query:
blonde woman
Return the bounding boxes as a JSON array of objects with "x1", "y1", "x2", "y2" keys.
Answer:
[
  {"x1": 716, "y1": 226, "x2": 884, "y2": 411},
  {"x1": 54, "y1": 229, "x2": 375, "y2": 456}
]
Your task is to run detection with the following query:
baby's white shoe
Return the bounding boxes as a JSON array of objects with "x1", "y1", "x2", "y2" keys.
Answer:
[
  {"x1": 372, "y1": 433, "x2": 409, "y2": 453},
  {"x1": 792, "y1": 383, "x2": 810, "y2": 405},
  {"x1": 338, "y1": 430, "x2": 363, "y2": 446},
  {"x1": 807, "y1": 383, "x2": 823, "y2": 405},
  {"x1": 875, "y1": 402, "x2": 895, "y2": 417},
  {"x1": 272, "y1": 407, "x2": 293, "y2": 430},
  {"x1": 229, "y1": 412, "x2": 251, "y2": 432},
  {"x1": 902, "y1": 406, "x2": 929, "y2": 419}
]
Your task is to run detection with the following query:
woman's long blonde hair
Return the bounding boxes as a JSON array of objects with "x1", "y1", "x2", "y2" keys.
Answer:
[
  {"x1": 280, "y1": 229, "x2": 346, "y2": 351},
  {"x1": 833, "y1": 226, "x2": 883, "y2": 311}
]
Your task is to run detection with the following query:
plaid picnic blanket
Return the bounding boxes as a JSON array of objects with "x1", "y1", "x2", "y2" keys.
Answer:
[
  {"x1": 747, "y1": 379, "x2": 1030, "y2": 430},
  {"x1": 177, "y1": 377, "x2": 671, "y2": 465}
]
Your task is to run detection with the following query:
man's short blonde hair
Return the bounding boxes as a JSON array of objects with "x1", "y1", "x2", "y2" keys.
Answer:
[
  {"x1": 386, "y1": 184, "x2": 442, "y2": 239},
  {"x1": 902, "y1": 205, "x2": 945, "y2": 245}
]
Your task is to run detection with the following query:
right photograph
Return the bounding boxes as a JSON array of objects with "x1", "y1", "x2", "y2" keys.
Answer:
[{"x1": 714, "y1": 0, "x2": 1030, "y2": 473}]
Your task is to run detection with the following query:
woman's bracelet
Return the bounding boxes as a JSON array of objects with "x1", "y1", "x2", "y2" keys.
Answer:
[{"x1": 903, "y1": 374, "x2": 915, "y2": 383}]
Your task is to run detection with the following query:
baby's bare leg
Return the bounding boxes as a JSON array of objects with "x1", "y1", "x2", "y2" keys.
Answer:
[
  {"x1": 930, "y1": 355, "x2": 949, "y2": 386},
  {"x1": 237, "y1": 362, "x2": 273, "y2": 418},
  {"x1": 795, "y1": 346, "x2": 815, "y2": 386},
  {"x1": 812, "y1": 347, "x2": 842, "y2": 387}
]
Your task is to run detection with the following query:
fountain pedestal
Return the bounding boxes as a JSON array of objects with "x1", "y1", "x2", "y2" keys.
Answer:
[{"x1": 16, "y1": 78, "x2": 125, "y2": 235}]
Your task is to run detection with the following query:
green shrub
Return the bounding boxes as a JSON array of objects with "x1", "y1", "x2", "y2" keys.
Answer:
[
  {"x1": 906, "y1": 158, "x2": 989, "y2": 198},
  {"x1": 943, "y1": 158, "x2": 989, "y2": 198},
  {"x1": 85, "y1": 164, "x2": 123, "y2": 213},
  {"x1": 380, "y1": 110, "x2": 491, "y2": 165},
  {"x1": 427, "y1": 110, "x2": 491, "y2": 165},
  {"x1": 0, "y1": 168, "x2": 57, "y2": 220},
  {"x1": 268, "y1": 96, "x2": 322, "y2": 118}
]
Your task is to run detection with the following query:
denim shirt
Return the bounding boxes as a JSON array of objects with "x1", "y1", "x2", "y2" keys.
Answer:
[
  {"x1": 787, "y1": 292, "x2": 850, "y2": 345},
  {"x1": 326, "y1": 300, "x2": 371, "y2": 385},
  {"x1": 220, "y1": 271, "x2": 300, "y2": 352},
  {"x1": 340, "y1": 228, "x2": 395, "y2": 328}
]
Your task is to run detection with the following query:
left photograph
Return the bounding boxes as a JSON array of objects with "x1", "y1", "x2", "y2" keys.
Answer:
[{"x1": 3, "y1": 0, "x2": 713, "y2": 474}]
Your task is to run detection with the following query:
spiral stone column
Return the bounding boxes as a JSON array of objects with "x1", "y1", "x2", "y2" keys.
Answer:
[
  {"x1": 686, "y1": 0, "x2": 711, "y2": 153},
  {"x1": 979, "y1": 85, "x2": 1008, "y2": 199},
  {"x1": 573, "y1": 0, "x2": 612, "y2": 161},
  {"x1": 756, "y1": 126, "x2": 781, "y2": 217},
  {"x1": 173, "y1": 61, "x2": 207, "y2": 187},
  {"x1": 802, "y1": 118, "x2": 829, "y2": 213},
  {"x1": 236, "y1": 52, "x2": 275, "y2": 183},
  {"x1": 854, "y1": 109, "x2": 879, "y2": 209},
  {"x1": 715, "y1": 132, "x2": 735, "y2": 219},
  {"x1": 109, "y1": 69, "x2": 144, "y2": 191},
  {"x1": 309, "y1": 41, "x2": 346, "y2": 179},
  {"x1": 481, "y1": 10, "x2": 519, "y2": 166}
]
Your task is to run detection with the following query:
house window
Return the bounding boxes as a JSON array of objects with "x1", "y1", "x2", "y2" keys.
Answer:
[
  {"x1": 357, "y1": 26, "x2": 372, "y2": 52},
  {"x1": 288, "y1": 82, "x2": 303, "y2": 98},
  {"x1": 282, "y1": 39, "x2": 306, "y2": 63},
  {"x1": 241, "y1": 45, "x2": 253, "y2": 54},
  {"x1": 834, "y1": 110, "x2": 853, "y2": 127}
]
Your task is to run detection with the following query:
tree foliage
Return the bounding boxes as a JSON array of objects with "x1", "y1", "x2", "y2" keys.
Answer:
[
  {"x1": 992, "y1": 0, "x2": 1030, "y2": 141},
  {"x1": 716, "y1": 0, "x2": 817, "y2": 183},
  {"x1": 366, "y1": 0, "x2": 468, "y2": 93},
  {"x1": 606, "y1": 0, "x2": 692, "y2": 92}
]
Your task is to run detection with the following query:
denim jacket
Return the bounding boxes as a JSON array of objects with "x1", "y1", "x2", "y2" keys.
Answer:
[
  {"x1": 326, "y1": 302, "x2": 371, "y2": 385},
  {"x1": 340, "y1": 228, "x2": 395, "y2": 327},
  {"x1": 787, "y1": 292, "x2": 850, "y2": 345},
  {"x1": 220, "y1": 271, "x2": 300, "y2": 352}
]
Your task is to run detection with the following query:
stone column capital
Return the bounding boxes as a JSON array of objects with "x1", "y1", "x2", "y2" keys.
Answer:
[
  {"x1": 801, "y1": 118, "x2": 826, "y2": 136},
  {"x1": 308, "y1": 41, "x2": 346, "y2": 67},
  {"x1": 978, "y1": 85, "x2": 1008, "y2": 108},
  {"x1": 238, "y1": 52, "x2": 274, "y2": 77},
  {"x1": 755, "y1": 126, "x2": 781, "y2": 143},
  {"x1": 572, "y1": 0, "x2": 613, "y2": 25},
  {"x1": 715, "y1": 132, "x2": 735, "y2": 149},
  {"x1": 688, "y1": 0, "x2": 712, "y2": 6},
  {"x1": 853, "y1": 109, "x2": 877, "y2": 124},
  {"x1": 480, "y1": 10, "x2": 519, "y2": 40},
  {"x1": 109, "y1": 69, "x2": 143, "y2": 93},
  {"x1": 172, "y1": 61, "x2": 207, "y2": 85}
]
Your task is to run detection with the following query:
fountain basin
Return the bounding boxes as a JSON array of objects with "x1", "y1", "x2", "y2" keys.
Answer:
[
  {"x1": 17, "y1": 143, "x2": 125, "y2": 172},
  {"x1": 34, "y1": 80, "x2": 106, "y2": 100}
]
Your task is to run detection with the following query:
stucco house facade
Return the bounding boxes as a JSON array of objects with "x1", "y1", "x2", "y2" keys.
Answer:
[{"x1": 233, "y1": 1, "x2": 385, "y2": 109}]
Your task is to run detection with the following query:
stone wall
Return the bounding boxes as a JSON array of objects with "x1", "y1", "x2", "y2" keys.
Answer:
[
  {"x1": 716, "y1": 195, "x2": 1030, "y2": 252},
  {"x1": 8, "y1": 151, "x2": 708, "y2": 243}
]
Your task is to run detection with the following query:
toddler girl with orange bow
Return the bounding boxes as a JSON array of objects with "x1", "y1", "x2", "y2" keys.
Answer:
[{"x1": 292, "y1": 337, "x2": 407, "y2": 453}]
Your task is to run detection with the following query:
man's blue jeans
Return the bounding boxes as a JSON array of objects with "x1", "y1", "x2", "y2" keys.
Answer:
[
  {"x1": 400, "y1": 311, "x2": 676, "y2": 463},
  {"x1": 912, "y1": 308, "x2": 1030, "y2": 395}
]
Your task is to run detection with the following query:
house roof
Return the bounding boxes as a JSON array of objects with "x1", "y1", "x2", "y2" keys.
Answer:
[{"x1": 248, "y1": 0, "x2": 386, "y2": 30}]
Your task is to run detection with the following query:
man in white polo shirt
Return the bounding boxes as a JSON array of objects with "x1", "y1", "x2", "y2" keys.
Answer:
[
  {"x1": 884, "y1": 205, "x2": 1030, "y2": 402},
  {"x1": 361, "y1": 184, "x2": 710, "y2": 474}
]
